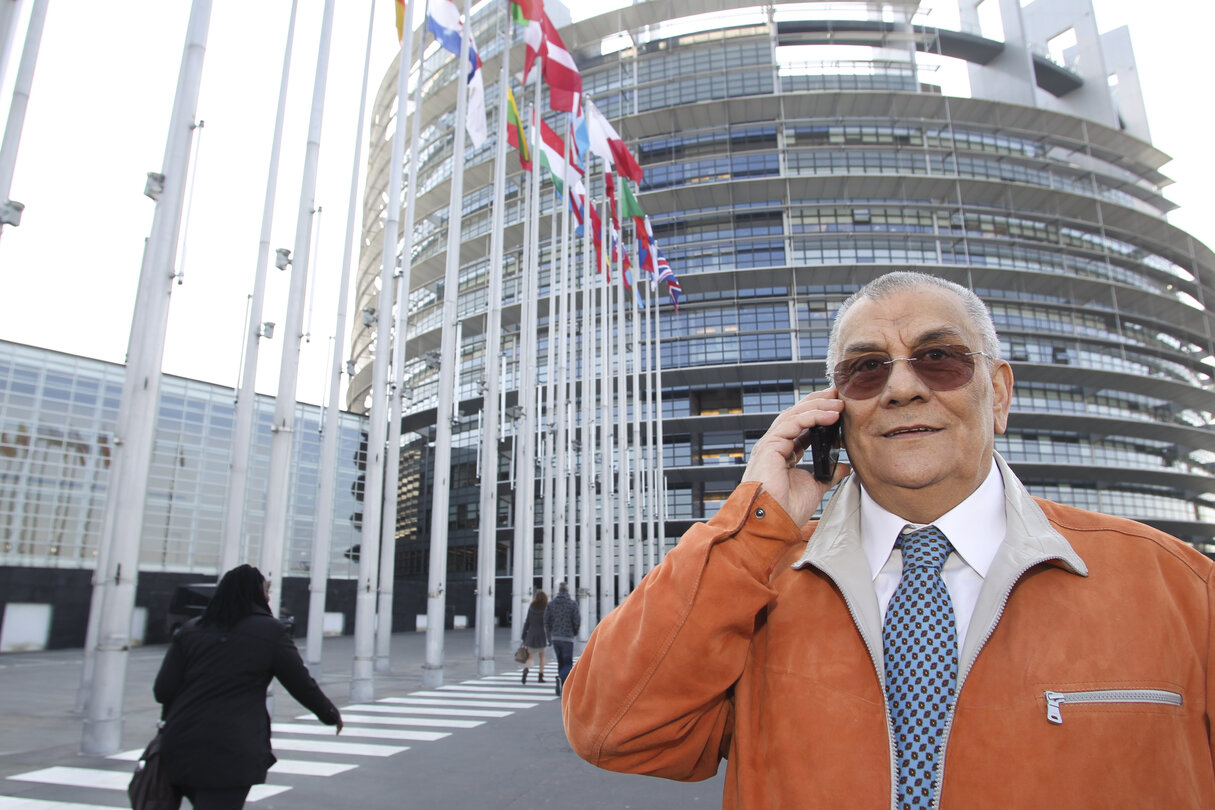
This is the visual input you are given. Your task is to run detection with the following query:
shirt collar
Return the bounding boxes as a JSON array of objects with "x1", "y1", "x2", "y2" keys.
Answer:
[{"x1": 859, "y1": 459, "x2": 1006, "y2": 581}]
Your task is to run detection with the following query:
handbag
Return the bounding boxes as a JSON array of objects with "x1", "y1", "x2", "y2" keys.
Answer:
[
  {"x1": 514, "y1": 644, "x2": 530, "y2": 664},
  {"x1": 128, "y1": 728, "x2": 181, "y2": 810}
]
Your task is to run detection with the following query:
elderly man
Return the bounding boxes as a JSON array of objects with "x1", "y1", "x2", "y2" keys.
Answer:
[{"x1": 563, "y1": 271, "x2": 1215, "y2": 809}]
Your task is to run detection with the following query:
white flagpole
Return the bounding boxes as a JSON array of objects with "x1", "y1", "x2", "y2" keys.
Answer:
[
  {"x1": 0, "y1": 0, "x2": 24, "y2": 97},
  {"x1": 422, "y1": 0, "x2": 476, "y2": 686},
  {"x1": 260, "y1": 0, "x2": 336, "y2": 628},
  {"x1": 553, "y1": 128, "x2": 573, "y2": 593},
  {"x1": 560, "y1": 135, "x2": 576, "y2": 601},
  {"x1": 540, "y1": 194, "x2": 557, "y2": 597},
  {"x1": 636, "y1": 235, "x2": 646, "y2": 590},
  {"x1": 644, "y1": 266, "x2": 656, "y2": 571},
  {"x1": 598, "y1": 189, "x2": 615, "y2": 618},
  {"x1": 376, "y1": 4, "x2": 429, "y2": 675},
  {"x1": 0, "y1": 0, "x2": 45, "y2": 238},
  {"x1": 512, "y1": 66, "x2": 542, "y2": 647},
  {"x1": 354, "y1": 0, "x2": 419, "y2": 700},
  {"x1": 614, "y1": 217, "x2": 628, "y2": 601},
  {"x1": 307, "y1": 0, "x2": 375, "y2": 670},
  {"x1": 656, "y1": 285, "x2": 668, "y2": 558},
  {"x1": 579, "y1": 184, "x2": 594, "y2": 638},
  {"x1": 476, "y1": 6, "x2": 512, "y2": 676},
  {"x1": 220, "y1": 0, "x2": 299, "y2": 577},
  {"x1": 81, "y1": 0, "x2": 212, "y2": 756}
]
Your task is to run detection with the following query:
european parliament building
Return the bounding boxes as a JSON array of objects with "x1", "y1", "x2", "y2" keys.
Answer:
[{"x1": 347, "y1": 0, "x2": 1215, "y2": 620}]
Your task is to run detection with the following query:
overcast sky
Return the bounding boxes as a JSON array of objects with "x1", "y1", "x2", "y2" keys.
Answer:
[{"x1": 0, "y1": 0, "x2": 1211, "y2": 408}]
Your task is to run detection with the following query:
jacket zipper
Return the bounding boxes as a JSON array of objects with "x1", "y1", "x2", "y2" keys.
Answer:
[
  {"x1": 814, "y1": 561, "x2": 898, "y2": 810},
  {"x1": 1043, "y1": 688, "x2": 1182, "y2": 724},
  {"x1": 929, "y1": 557, "x2": 1065, "y2": 810}
]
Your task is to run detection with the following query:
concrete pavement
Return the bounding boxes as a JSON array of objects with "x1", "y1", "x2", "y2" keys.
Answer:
[{"x1": 0, "y1": 629, "x2": 726, "y2": 808}]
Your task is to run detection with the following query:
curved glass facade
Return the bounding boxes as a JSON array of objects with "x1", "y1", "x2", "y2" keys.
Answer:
[{"x1": 351, "y1": 0, "x2": 1215, "y2": 607}]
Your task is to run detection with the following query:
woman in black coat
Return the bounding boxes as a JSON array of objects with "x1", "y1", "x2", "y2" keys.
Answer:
[
  {"x1": 520, "y1": 590, "x2": 548, "y2": 684},
  {"x1": 154, "y1": 565, "x2": 342, "y2": 809}
]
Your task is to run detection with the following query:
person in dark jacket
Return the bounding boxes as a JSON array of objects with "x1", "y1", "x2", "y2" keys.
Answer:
[
  {"x1": 520, "y1": 590, "x2": 548, "y2": 684},
  {"x1": 154, "y1": 564, "x2": 342, "y2": 809},
  {"x1": 544, "y1": 582, "x2": 580, "y2": 696}
]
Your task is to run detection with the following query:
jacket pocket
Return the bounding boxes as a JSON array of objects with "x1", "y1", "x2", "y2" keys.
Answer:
[{"x1": 1043, "y1": 688, "x2": 1182, "y2": 724}]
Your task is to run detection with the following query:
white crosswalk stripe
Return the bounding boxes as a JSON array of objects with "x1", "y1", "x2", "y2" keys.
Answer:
[{"x1": 1, "y1": 662, "x2": 565, "y2": 808}]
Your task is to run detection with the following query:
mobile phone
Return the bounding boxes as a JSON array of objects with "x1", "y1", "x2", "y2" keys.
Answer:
[{"x1": 807, "y1": 423, "x2": 841, "y2": 483}]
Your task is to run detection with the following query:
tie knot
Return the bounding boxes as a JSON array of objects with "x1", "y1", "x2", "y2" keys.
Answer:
[{"x1": 897, "y1": 525, "x2": 951, "y2": 573}]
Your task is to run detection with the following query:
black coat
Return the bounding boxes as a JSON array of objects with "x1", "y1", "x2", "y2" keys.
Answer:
[
  {"x1": 522, "y1": 605, "x2": 548, "y2": 648},
  {"x1": 153, "y1": 608, "x2": 340, "y2": 789}
]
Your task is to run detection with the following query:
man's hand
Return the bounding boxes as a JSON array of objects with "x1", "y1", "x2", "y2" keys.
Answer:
[{"x1": 741, "y1": 388, "x2": 848, "y2": 527}]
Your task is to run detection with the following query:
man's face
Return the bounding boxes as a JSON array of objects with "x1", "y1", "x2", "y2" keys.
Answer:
[{"x1": 835, "y1": 285, "x2": 1013, "y2": 523}]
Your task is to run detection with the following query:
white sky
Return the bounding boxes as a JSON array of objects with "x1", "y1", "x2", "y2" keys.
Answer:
[{"x1": 0, "y1": 0, "x2": 1211, "y2": 408}]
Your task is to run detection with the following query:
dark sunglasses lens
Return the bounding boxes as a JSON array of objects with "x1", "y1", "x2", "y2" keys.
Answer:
[
  {"x1": 834, "y1": 346, "x2": 977, "y2": 398},
  {"x1": 835, "y1": 355, "x2": 889, "y2": 399},
  {"x1": 914, "y1": 346, "x2": 976, "y2": 390}
]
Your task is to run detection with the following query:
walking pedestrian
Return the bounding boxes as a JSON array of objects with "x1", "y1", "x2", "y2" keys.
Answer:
[
  {"x1": 154, "y1": 564, "x2": 342, "y2": 809},
  {"x1": 544, "y1": 582, "x2": 580, "y2": 696},
  {"x1": 520, "y1": 590, "x2": 548, "y2": 684}
]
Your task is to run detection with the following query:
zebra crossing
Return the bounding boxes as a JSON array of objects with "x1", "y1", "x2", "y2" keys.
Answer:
[{"x1": 0, "y1": 664, "x2": 560, "y2": 809}]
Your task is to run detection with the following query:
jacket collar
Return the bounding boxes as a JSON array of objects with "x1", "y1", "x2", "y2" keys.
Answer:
[{"x1": 792, "y1": 452, "x2": 1087, "y2": 672}]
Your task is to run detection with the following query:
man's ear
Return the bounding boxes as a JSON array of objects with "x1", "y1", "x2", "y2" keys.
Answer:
[{"x1": 991, "y1": 360, "x2": 1014, "y2": 435}]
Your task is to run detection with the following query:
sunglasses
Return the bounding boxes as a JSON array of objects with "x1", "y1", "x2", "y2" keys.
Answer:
[{"x1": 832, "y1": 344, "x2": 990, "y2": 400}]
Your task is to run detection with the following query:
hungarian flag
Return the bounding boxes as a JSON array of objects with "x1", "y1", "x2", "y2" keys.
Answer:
[
  {"x1": 538, "y1": 118, "x2": 583, "y2": 195},
  {"x1": 619, "y1": 178, "x2": 644, "y2": 221},
  {"x1": 505, "y1": 86, "x2": 531, "y2": 171}
]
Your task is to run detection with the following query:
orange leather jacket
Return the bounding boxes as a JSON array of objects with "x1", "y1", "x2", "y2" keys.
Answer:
[{"x1": 564, "y1": 457, "x2": 1215, "y2": 808}]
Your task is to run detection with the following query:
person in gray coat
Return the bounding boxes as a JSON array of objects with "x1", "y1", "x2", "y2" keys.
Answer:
[
  {"x1": 544, "y1": 582, "x2": 580, "y2": 695},
  {"x1": 154, "y1": 565, "x2": 342, "y2": 809}
]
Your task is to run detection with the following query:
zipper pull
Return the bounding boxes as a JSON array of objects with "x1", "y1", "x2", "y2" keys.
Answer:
[{"x1": 1044, "y1": 691, "x2": 1064, "y2": 724}]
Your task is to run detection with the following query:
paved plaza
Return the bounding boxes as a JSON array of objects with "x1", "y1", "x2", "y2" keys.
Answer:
[{"x1": 0, "y1": 629, "x2": 724, "y2": 809}]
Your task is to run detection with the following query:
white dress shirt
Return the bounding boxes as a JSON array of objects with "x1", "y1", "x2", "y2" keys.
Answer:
[{"x1": 859, "y1": 460, "x2": 1006, "y2": 655}]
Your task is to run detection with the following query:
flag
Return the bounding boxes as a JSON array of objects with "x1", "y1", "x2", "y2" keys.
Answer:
[
  {"x1": 538, "y1": 118, "x2": 583, "y2": 195},
  {"x1": 581, "y1": 98, "x2": 643, "y2": 183},
  {"x1": 465, "y1": 29, "x2": 487, "y2": 147},
  {"x1": 523, "y1": 11, "x2": 583, "y2": 113},
  {"x1": 509, "y1": 0, "x2": 542, "y2": 25},
  {"x1": 619, "y1": 178, "x2": 644, "y2": 220},
  {"x1": 636, "y1": 215, "x2": 654, "y2": 276},
  {"x1": 506, "y1": 86, "x2": 531, "y2": 170},
  {"x1": 426, "y1": 0, "x2": 486, "y2": 147},
  {"x1": 538, "y1": 14, "x2": 582, "y2": 113},
  {"x1": 426, "y1": 0, "x2": 463, "y2": 57},
  {"x1": 395, "y1": 0, "x2": 406, "y2": 41}
]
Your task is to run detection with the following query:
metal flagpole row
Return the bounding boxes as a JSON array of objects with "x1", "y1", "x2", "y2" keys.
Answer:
[
  {"x1": 598, "y1": 190, "x2": 614, "y2": 619},
  {"x1": 307, "y1": 0, "x2": 376, "y2": 670},
  {"x1": 377, "y1": 2, "x2": 428, "y2": 676},
  {"x1": 81, "y1": 0, "x2": 213, "y2": 756},
  {"x1": 512, "y1": 66, "x2": 542, "y2": 648},
  {"x1": 476, "y1": 6, "x2": 512, "y2": 676},
  {"x1": 578, "y1": 184, "x2": 594, "y2": 639},
  {"x1": 260, "y1": 0, "x2": 335, "y2": 623},
  {"x1": 422, "y1": 0, "x2": 477, "y2": 687},
  {"x1": 353, "y1": 0, "x2": 419, "y2": 702},
  {"x1": 220, "y1": 0, "x2": 300, "y2": 577},
  {"x1": 614, "y1": 205, "x2": 628, "y2": 603}
]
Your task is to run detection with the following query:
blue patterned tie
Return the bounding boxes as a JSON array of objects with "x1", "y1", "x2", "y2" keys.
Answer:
[{"x1": 882, "y1": 525, "x2": 959, "y2": 809}]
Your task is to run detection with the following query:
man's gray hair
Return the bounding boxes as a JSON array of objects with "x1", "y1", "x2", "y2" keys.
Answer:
[
  {"x1": 825, "y1": 272, "x2": 1001, "y2": 372},
  {"x1": 558, "y1": 581, "x2": 569, "y2": 593}
]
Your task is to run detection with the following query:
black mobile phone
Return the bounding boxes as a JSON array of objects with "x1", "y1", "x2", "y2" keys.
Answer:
[{"x1": 807, "y1": 424, "x2": 841, "y2": 483}]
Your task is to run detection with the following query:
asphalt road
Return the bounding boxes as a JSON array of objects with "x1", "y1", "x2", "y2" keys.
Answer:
[{"x1": 0, "y1": 629, "x2": 726, "y2": 809}]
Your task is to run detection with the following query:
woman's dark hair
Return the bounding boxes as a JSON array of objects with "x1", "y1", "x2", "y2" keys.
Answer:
[
  {"x1": 201, "y1": 564, "x2": 270, "y2": 629},
  {"x1": 531, "y1": 591, "x2": 548, "y2": 610}
]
